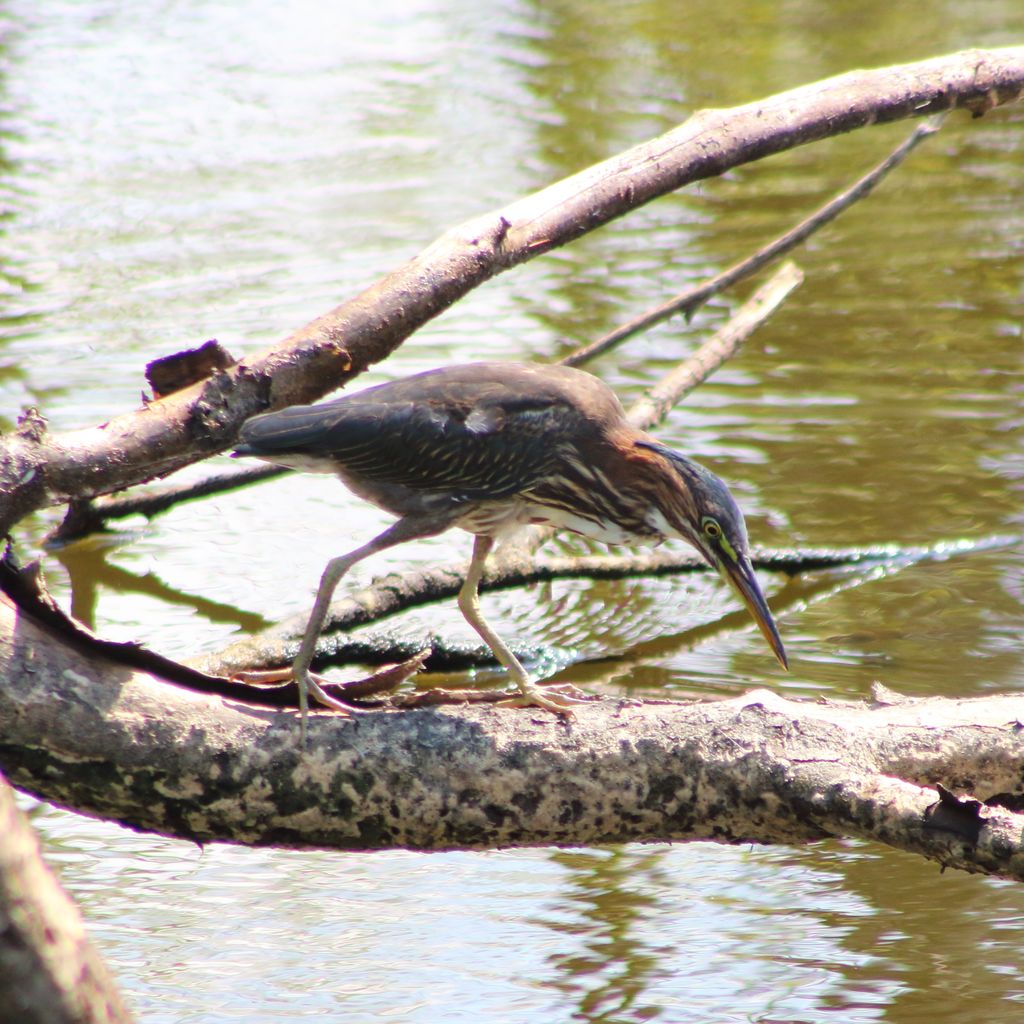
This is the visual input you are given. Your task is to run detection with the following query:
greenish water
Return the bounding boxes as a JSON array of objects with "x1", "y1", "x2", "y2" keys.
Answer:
[{"x1": 3, "y1": 1, "x2": 1024, "y2": 1021}]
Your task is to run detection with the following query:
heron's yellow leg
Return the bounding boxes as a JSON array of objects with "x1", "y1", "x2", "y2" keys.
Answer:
[{"x1": 457, "y1": 535, "x2": 587, "y2": 717}]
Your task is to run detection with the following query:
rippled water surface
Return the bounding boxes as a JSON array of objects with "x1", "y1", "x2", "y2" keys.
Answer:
[{"x1": 4, "y1": 1, "x2": 1024, "y2": 1021}]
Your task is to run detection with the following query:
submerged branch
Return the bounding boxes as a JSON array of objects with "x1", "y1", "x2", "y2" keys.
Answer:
[{"x1": 195, "y1": 534, "x2": 1013, "y2": 677}]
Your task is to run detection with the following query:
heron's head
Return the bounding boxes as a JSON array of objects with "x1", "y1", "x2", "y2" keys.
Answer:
[{"x1": 638, "y1": 440, "x2": 788, "y2": 670}]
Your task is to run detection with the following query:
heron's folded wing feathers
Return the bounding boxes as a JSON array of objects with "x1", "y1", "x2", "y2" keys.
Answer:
[{"x1": 236, "y1": 393, "x2": 578, "y2": 500}]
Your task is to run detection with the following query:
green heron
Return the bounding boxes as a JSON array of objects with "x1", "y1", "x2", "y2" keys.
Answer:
[{"x1": 233, "y1": 361, "x2": 787, "y2": 735}]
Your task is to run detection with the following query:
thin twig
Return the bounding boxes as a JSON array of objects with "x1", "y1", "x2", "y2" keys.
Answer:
[
  {"x1": 497, "y1": 260, "x2": 803, "y2": 561},
  {"x1": 560, "y1": 116, "x2": 945, "y2": 369},
  {"x1": 626, "y1": 261, "x2": 803, "y2": 430},
  {"x1": 482, "y1": 259, "x2": 803, "y2": 579},
  {"x1": 49, "y1": 464, "x2": 285, "y2": 544}
]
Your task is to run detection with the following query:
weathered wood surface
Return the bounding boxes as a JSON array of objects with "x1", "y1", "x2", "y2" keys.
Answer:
[{"x1": 2, "y1": 590, "x2": 1022, "y2": 880}]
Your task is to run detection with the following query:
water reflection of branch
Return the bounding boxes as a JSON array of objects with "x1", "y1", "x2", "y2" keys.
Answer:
[
  {"x1": 539, "y1": 847, "x2": 670, "y2": 1023},
  {"x1": 554, "y1": 560, "x2": 901, "y2": 694},
  {"x1": 51, "y1": 540, "x2": 272, "y2": 634}
]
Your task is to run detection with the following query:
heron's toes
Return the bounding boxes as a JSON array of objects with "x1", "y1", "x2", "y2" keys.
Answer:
[
  {"x1": 302, "y1": 672, "x2": 359, "y2": 715},
  {"x1": 499, "y1": 683, "x2": 597, "y2": 718}
]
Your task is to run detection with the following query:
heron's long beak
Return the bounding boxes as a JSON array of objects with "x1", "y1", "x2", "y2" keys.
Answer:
[{"x1": 719, "y1": 554, "x2": 788, "y2": 670}]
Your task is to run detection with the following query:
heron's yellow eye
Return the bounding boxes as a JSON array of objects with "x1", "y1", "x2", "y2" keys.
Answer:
[{"x1": 701, "y1": 516, "x2": 722, "y2": 540}]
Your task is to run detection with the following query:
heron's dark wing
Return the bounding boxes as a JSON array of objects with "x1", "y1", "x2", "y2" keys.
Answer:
[{"x1": 235, "y1": 390, "x2": 576, "y2": 499}]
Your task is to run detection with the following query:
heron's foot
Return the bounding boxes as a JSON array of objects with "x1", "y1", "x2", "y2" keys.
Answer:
[
  {"x1": 230, "y1": 666, "x2": 356, "y2": 713},
  {"x1": 498, "y1": 682, "x2": 594, "y2": 718},
  {"x1": 303, "y1": 672, "x2": 359, "y2": 714}
]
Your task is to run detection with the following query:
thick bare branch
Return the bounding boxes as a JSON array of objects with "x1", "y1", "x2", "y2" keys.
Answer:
[
  {"x1": 2, "y1": 588, "x2": 1022, "y2": 879},
  {"x1": 48, "y1": 117, "x2": 938, "y2": 543}
]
